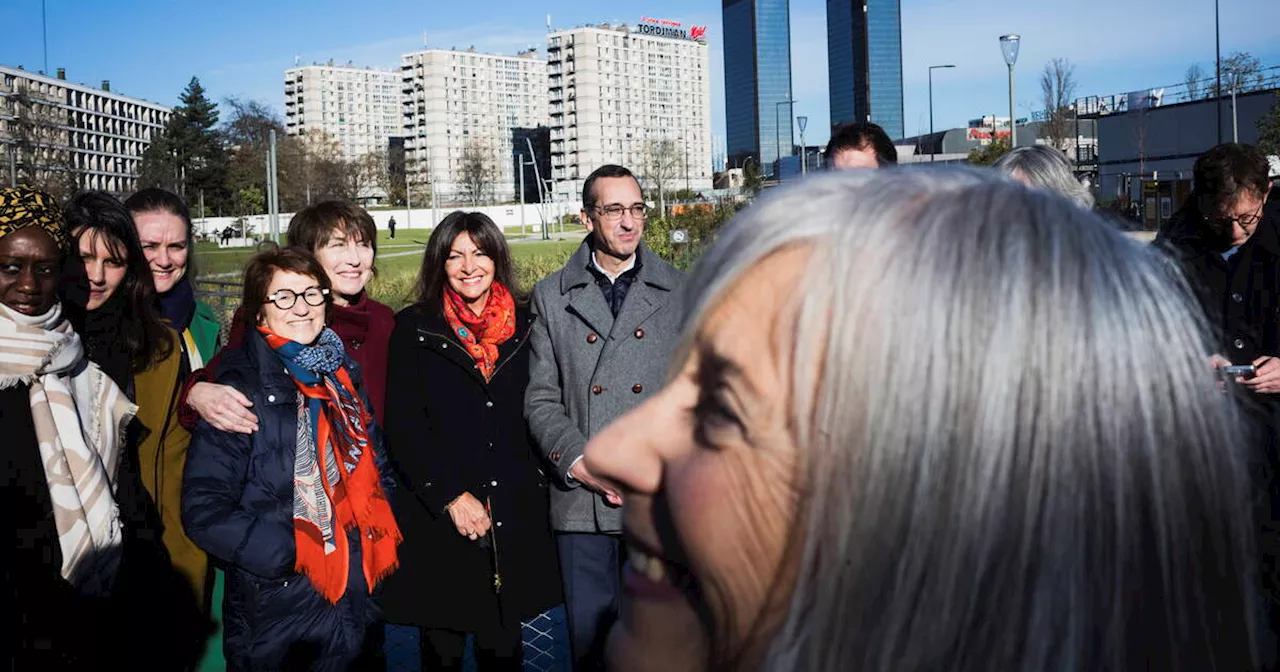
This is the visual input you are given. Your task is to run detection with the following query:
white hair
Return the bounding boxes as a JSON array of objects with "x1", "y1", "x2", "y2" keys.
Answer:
[
  {"x1": 994, "y1": 145, "x2": 1095, "y2": 209},
  {"x1": 677, "y1": 167, "x2": 1258, "y2": 671}
]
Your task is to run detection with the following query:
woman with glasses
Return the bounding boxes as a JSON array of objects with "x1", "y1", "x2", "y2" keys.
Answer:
[
  {"x1": 182, "y1": 247, "x2": 402, "y2": 671},
  {"x1": 380, "y1": 211, "x2": 561, "y2": 670}
]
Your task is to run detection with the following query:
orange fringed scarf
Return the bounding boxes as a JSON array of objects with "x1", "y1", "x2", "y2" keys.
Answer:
[
  {"x1": 258, "y1": 327, "x2": 402, "y2": 604},
  {"x1": 443, "y1": 282, "x2": 516, "y2": 381}
]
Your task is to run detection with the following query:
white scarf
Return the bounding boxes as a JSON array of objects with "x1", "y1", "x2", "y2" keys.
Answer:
[{"x1": 0, "y1": 303, "x2": 137, "y2": 592}]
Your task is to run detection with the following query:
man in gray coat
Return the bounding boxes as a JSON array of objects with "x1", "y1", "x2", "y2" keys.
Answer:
[{"x1": 525, "y1": 164, "x2": 684, "y2": 670}]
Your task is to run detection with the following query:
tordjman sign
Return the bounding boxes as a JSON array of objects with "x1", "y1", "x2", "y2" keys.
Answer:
[{"x1": 637, "y1": 16, "x2": 708, "y2": 42}]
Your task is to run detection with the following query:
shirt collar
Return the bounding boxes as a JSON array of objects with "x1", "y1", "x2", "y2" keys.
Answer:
[{"x1": 590, "y1": 250, "x2": 637, "y2": 284}]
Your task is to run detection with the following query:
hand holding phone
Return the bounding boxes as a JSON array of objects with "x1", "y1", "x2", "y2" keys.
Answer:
[{"x1": 1222, "y1": 364, "x2": 1258, "y2": 379}]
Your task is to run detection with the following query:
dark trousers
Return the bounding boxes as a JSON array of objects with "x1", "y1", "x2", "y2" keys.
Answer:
[
  {"x1": 420, "y1": 625, "x2": 522, "y2": 671},
  {"x1": 556, "y1": 533, "x2": 622, "y2": 672}
]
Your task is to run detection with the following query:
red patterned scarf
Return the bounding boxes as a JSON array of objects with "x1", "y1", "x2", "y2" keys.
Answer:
[
  {"x1": 443, "y1": 282, "x2": 516, "y2": 381},
  {"x1": 258, "y1": 326, "x2": 401, "y2": 603}
]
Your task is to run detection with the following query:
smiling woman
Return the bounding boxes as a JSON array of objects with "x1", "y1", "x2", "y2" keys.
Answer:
[{"x1": 585, "y1": 167, "x2": 1262, "y2": 671}]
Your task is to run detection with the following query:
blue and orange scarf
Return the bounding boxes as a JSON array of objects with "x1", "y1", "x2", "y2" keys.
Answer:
[{"x1": 258, "y1": 326, "x2": 401, "y2": 603}]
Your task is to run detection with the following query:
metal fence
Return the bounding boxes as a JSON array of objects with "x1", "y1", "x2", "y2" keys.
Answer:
[
  {"x1": 1075, "y1": 64, "x2": 1280, "y2": 118},
  {"x1": 193, "y1": 278, "x2": 243, "y2": 336}
]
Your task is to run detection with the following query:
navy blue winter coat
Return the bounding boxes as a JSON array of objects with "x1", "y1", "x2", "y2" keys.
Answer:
[{"x1": 181, "y1": 327, "x2": 396, "y2": 671}]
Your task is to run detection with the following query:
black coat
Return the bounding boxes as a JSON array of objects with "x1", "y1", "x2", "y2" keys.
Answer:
[
  {"x1": 182, "y1": 328, "x2": 395, "y2": 670},
  {"x1": 379, "y1": 305, "x2": 562, "y2": 630},
  {"x1": 1, "y1": 384, "x2": 208, "y2": 670}
]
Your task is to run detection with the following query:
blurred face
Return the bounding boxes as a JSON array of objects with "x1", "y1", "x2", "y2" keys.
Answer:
[
  {"x1": 445, "y1": 232, "x2": 495, "y2": 313},
  {"x1": 313, "y1": 227, "x2": 373, "y2": 305},
  {"x1": 586, "y1": 247, "x2": 810, "y2": 670},
  {"x1": 133, "y1": 209, "x2": 189, "y2": 294},
  {"x1": 832, "y1": 145, "x2": 880, "y2": 170},
  {"x1": 581, "y1": 176, "x2": 646, "y2": 262},
  {"x1": 75, "y1": 228, "x2": 127, "y2": 311},
  {"x1": 259, "y1": 270, "x2": 326, "y2": 345},
  {"x1": 0, "y1": 228, "x2": 61, "y2": 316},
  {"x1": 1210, "y1": 186, "x2": 1271, "y2": 248}
]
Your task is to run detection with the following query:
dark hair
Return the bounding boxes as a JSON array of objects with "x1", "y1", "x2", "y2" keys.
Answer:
[
  {"x1": 582, "y1": 164, "x2": 640, "y2": 210},
  {"x1": 241, "y1": 247, "x2": 332, "y2": 331},
  {"x1": 286, "y1": 201, "x2": 379, "y2": 268},
  {"x1": 124, "y1": 187, "x2": 198, "y2": 280},
  {"x1": 411, "y1": 211, "x2": 519, "y2": 313},
  {"x1": 1193, "y1": 143, "x2": 1271, "y2": 215},
  {"x1": 63, "y1": 191, "x2": 174, "y2": 372},
  {"x1": 825, "y1": 121, "x2": 898, "y2": 167}
]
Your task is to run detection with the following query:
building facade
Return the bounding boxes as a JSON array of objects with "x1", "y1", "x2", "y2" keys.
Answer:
[
  {"x1": 827, "y1": 0, "x2": 904, "y2": 140},
  {"x1": 401, "y1": 47, "x2": 546, "y2": 205},
  {"x1": 546, "y1": 22, "x2": 713, "y2": 203},
  {"x1": 283, "y1": 63, "x2": 401, "y2": 163},
  {"x1": 0, "y1": 65, "x2": 171, "y2": 195},
  {"x1": 723, "y1": 0, "x2": 793, "y2": 175}
]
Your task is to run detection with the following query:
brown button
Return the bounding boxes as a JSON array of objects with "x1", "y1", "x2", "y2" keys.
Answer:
[
  {"x1": 587, "y1": 333, "x2": 599, "y2": 344},
  {"x1": 632, "y1": 384, "x2": 643, "y2": 394},
  {"x1": 634, "y1": 328, "x2": 645, "y2": 339},
  {"x1": 591, "y1": 385, "x2": 603, "y2": 395},
  {"x1": 550, "y1": 451, "x2": 562, "y2": 462}
]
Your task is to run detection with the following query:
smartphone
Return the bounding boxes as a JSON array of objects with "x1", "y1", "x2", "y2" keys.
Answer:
[{"x1": 1222, "y1": 364, "x2": 1258, "y2": 378}]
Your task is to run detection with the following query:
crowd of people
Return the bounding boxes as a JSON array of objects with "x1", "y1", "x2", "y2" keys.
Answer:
[{"x1": 3, "y1": 124, "x2": 1280, "y2": 671}]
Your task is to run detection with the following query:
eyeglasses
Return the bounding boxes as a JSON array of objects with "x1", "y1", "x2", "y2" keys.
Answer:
[
  {"x1": 1208, "y1": 203, "x2": 1265, "y2": 231},
  {"x1": 266, "y1": 286, "x2": 329, "y2": 310},
  {"x1": 593, "y1": 204, "x2": 649, "y2": 221}
]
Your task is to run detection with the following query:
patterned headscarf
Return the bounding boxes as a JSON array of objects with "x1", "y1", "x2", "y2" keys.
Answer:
[{"x1": 0, "y1": 187, "x2": 71, "y2": 252}]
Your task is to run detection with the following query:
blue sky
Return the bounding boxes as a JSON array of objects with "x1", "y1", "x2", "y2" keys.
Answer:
[{"x1": 3, "y1": 0, "x2": 1278, "y2": 151}]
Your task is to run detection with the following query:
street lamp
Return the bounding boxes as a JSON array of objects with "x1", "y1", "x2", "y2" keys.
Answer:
[
  {"x1": 928, "y1": 64, "x2": 956, "y2": 162},
  {"x1": 1215, "y1": 0, "x2": 1222, "y2": 143},
  {"x1": 796, "y1": 115, "x2": 808, "y2": 175},
  {"x1": 774, "y1": 98, "x2": 795, "y2": 178},
  {"x1": 999, "y1": 34, "x2": 1021, "y2": 149}
]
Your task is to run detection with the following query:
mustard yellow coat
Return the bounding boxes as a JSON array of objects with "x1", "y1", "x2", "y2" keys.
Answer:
[{"x1": 134, "y1": 328, "x2": 206, "y2": 606}]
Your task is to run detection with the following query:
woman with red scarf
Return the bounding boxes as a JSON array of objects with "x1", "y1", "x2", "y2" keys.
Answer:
[
  {"x1": 182, "y1": 248, "x2": 401, "y2": 670},
  {"x1": 381, "y1": 211, "x2": 561, "y2": 670}
]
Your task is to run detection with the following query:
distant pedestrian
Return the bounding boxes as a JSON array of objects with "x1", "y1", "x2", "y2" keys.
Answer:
[{"x1": 388, "y1": 216, "x2": 397, "y2": 240}]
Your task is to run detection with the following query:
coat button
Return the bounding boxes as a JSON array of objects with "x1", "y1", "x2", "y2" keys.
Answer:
[
  {"x1": 587, "y1": 333, "x2": 598, "y2": 344},
  {"x1": 1233, "y1": 292, "x2": 1244, "y2": 303},
  {"x1": 491, "y1": 480, "x2": 498, "y2": 486},
  {"x1": 592, "y1": 384, "x2": 603, "y2": 395},
  {"x1": 496, "y1": 521, "x2": 503, "y2": 527},
  {"x1": 267, "y1": 394, "x2": 276, "y2": 402},
  {"x1": 550, "y1": 451, "x2": 562, "y2": 462},
  {"x1": 485, "y1": 401, "x2": 494, "y2": 408},
  {"x1": 634, "y1": 328, "x2": 645, "y2": 339},
  {"x1": 441, "y1": 343, "x2": 448, "y2": 349},
  {"x1": 1234, "y1": 338, "x2": 1246, "y2": 349},
  {"x1": 419, "y1": 335, "x2": 425, "y2": 342},
  {"x1": 632, "y1": 384, "x2": 643, "y2": 394},
  {"x1": 352, "y1": 341, "x2": 362, "y2": 350}
]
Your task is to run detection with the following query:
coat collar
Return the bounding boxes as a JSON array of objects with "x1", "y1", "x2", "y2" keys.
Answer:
[{"x1": 560, "y1": 236, "x2": 681, "y2": 296}]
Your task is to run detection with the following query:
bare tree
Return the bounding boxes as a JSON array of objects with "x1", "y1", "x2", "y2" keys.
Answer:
[
  {"x1": 1184, "y1": 63, "x2": 1205, "y2": 100},
  {"x1": 1223, "y1": 51, "x2": 1263, "y2": 93},
  {"x1": 6, "y1": 82, "x2": 79, "y2": 199},
  {"x1": 1039, "y1": 58, "x2": 1078, "y2": 153},
  {"x1": 642, "y1": 138, "x2": 682, "y2": 217},
  {"x1": 458, "y1": 139, "x2": 495, "y2": 206}
]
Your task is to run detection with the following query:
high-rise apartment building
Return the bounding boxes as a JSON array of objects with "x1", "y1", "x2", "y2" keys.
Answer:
[
  {"x1": 0, "y1": 65, "x2": 171, "y2": 195},
  {"x1": 546, "y1": 21, "x2": 713, "y2": 203},
  {"x1": 284, "y1": 63, "x2": 401, "y2": 162},
  {"x1": 400, "y1": 47, "x2": 546, "y2": 205},
  {"x1": 827, "y1": 0, "x2": 904, "y2": 140},
  {"x1": 722, "y1": 0, "x2": 793, "y2": 175}
]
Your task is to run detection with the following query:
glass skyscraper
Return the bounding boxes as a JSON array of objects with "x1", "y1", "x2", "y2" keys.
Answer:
[
  {"x1": 723, "y1": 0, "x2": 793, "y2": 175},
  {"x1": 827, "y1": 0, "x2": 903, "y2": 140}
]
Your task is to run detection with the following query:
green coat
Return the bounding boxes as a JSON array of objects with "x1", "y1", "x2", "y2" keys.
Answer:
[{"x1": 186, "y1": 300, "x2": 221, "y2": 367}]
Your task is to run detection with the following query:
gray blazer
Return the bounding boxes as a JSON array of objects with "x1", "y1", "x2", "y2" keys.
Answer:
[{"x1": 525, "y1": 238, "x2": 685, "y2": 533}]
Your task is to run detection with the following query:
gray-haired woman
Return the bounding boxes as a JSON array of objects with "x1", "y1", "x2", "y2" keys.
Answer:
[
  {"x1": 584, "y1": 167, "x2": 1261, "y2": 671},
  {"x1": 995, "y1": 144, "x2": 1095, "y2": 208}
]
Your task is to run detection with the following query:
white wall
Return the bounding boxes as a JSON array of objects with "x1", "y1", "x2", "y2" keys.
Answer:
[{"x1": 193, "y1": 201, "x2": 584, "y2": 240}]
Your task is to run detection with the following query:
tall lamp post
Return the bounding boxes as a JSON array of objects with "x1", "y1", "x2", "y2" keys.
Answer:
[
  {"x1": 774, "y1": 98, "x2": 795, "y2": 178},
  {"x1": 796, "y1": 115, "x2": 808, "y2": 175},
  {"x1": 999, "y1": 35, "x2": 1021, "y2": 149},
  {"x1": 928, "y1": 64, "x2": 956, "y2": 161},
  {"x1": 1215, "y1": 0, "x2": 1222, "y2": 143}
]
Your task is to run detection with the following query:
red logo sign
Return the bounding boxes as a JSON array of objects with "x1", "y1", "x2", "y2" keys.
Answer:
[{"x1": 689, "y1": 25, "x2": 707, "y2": 41}]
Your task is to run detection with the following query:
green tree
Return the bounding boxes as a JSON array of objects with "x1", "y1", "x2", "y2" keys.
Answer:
[
  {"x1": 741, "y1": 160, "x2": 763, "y2": 195},
  {"x1": 968, "y1": 138, "x2": 1011, "y2": 166},
  {"x1": 1259, "y1": 92, "x2": 1280, "y2": 157},
  {"x1": 139, "y1": 77, "x2": 228, "y2": 210}
]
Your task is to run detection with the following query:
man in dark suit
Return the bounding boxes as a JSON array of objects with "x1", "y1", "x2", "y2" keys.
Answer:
[{"x1": 525, "y1": 164, "x2": 685, "y2": 670}]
